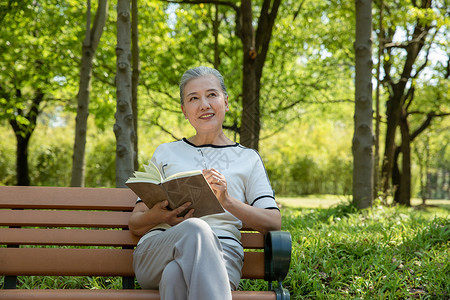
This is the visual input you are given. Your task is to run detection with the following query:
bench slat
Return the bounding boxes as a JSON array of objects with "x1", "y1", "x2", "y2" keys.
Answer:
[
  {"x1": 0, "y1": 210, "x2": 131, "y2": 228},
  {"x1": 0, "y1": 290, "x2": 277, "y2": 300},
  {"x1": 0, "y1": 186, "x2": 136, "y2": 210},
  {"x1": 241, "y1": 232, "x2": 264, "y2": 249},
  {"x1": 0, "y1": 228, "x2": 140, "y2": 247},
  {"x1": 241, "y1": 251, "x2": 265, "y2": 279},
  {"x1": 0, "y1": 248, "x2": 135, "y2": 276},
  {"x1": 0, "y1": 248, "x2": 265, "y2": 279},
  {"x1": 0, "y1": 228, "x2": 263, "y2": 248}
]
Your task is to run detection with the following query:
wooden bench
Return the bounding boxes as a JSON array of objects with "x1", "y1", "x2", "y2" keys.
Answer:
[{"x1": 0, "y1": 186, "x2": 291, "y2": 299}]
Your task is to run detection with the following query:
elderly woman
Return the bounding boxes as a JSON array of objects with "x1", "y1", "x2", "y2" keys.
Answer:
[{"x1": 128, "y1": 66, "x2": 281, "y2": 300}]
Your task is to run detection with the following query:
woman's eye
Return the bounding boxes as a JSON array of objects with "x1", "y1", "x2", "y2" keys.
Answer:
[{"x1": 208, "y1": 93, "x2": 217, "y2": 97}]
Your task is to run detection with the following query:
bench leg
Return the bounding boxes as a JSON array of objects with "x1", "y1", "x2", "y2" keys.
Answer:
[
  {"x1": 274, "y1": 285, "x2": 290, "y2": 300},
  {"x1": 4, "y1": 242, "x2": 19, "y2": 289},
  {"x1": 122, "y1": 276, "x2": 135, "y2": 289},
  {"x1": 121, "y1": 241, "x2": 135, "y2": 289},
  {"x1": 4, "y1": 276, "x2": 17, "y2": 289}
]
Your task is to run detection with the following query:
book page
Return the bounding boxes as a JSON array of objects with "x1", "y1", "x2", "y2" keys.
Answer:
[
  {"x1": 142, "y1": 161, "x2": 163, "y2": 182},
  {"x1": 126, "y1": 171, "x2": 160, "y2": 184},
  {"x1": 164, "y1": 170, "x2": 202, "y2": 182}
]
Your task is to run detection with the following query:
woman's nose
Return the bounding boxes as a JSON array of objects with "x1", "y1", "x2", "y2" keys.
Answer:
[{"x1": 199, "y1": 96, "x2": 211, "y2": 110}]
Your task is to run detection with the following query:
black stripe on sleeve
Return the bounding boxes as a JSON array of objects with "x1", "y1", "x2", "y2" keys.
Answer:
[
  {"x1": 265, "y1": 207, "x2": 280, "y2": 211},
  {"x1": 251, "y1": 195, "x2": 275, "y2": 206}
]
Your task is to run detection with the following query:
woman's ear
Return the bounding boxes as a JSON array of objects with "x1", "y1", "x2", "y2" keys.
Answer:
[
  {"x1": 224, "y1": 96, "x2": 229, "y2": 112},
  {"x1": 181, "y1": 105, "x2": 188, "y2": 119}
]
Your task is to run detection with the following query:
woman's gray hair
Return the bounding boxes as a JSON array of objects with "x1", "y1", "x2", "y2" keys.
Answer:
[{"x1": 179, "y1": 66, "x2": 228, "y2": 105}]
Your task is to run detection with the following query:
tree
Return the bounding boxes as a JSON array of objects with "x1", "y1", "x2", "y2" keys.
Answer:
[
  {"x1": 115, "y1": 0, "x2": 135, "y2": 188},
  {"x1": 71, "y1": 0, "x2": 108, "y2": 187},
  {"x1": 379, "y1": 0, "x2": 449, "y2": 205},
  {"x1": 352, "y1": 0, "x2": 374, "y2": 209},
  {"x1": 393, "y1": 58, "x2": 449, "y2": 204},
  {"x1": 238, "y1": 0, "x2": 282, "y2": 150},
  {"x1": 0, "y1": 1, "x2": 83, "y2": 185}
]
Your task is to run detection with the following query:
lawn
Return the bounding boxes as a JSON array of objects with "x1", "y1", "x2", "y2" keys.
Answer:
[{"x1": 261, "y1": 197, "x2": 449, "y2": 299}]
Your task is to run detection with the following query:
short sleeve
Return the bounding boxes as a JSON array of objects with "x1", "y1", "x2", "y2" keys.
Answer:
[{"x1": 245, "y1": 151, "x2": 279, "y2": 210}]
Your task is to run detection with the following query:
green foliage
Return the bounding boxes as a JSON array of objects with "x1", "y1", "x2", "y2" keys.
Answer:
[
  {"x1": 0, "y1": 0, "x2": 84, "y2": 110},
  {"x1": 133, "y1": 2, "x2": 242, "y2": 135},
  {"x1": 0, "y1": 110, "x2": 118, "y2": 187},
  {"x1": 30, "y1": 142, "x2": 72, "y2": 186},
  {"x1": 261, "y1": 117, "x2": 354, "y2": 196},
  {"x1": 84, "y1": 134, "x2": 116, "y2": 188}
]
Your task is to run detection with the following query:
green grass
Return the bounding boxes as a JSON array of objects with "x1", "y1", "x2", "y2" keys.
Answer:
[
  {"x1": 255, "y1": 199, "x2": 449, "y2": 299},
  {"x1": 2, "y1": 197, "x2": 449, "y2": 299}
]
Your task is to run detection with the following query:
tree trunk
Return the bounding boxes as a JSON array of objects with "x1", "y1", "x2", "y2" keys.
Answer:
[
  {"x1": 9, "y1": 90, "x2": 44, "y2": 186},
  {"x1": 395, "y1": 108, "x2": 436, "y2": 205},
  {"x1": 422, "y1": 135, "x2": 430, "y2": 204},
  {"x1": 392, "y1": 147, "x2": 401, "y2": 201},
  {"x1": 374, "y1": 0, "x2": 383, "y2": 199},
  {"x1": 13, "y1": 132, "x2": 31, "y2": 186},
  {"x1": 71, "y1": 0, "x2": 108, "y2": 187},
  {"x1": 239, "y1": 0, "x2": 259, "y2": 150},
  {"x1": 352, "y1": 0, "x2": 374, "y2": 209},
  {"x1": 396, "y1": 107, "x2": 411, "y2": 205},
  {"x1": 131, "y1": 0, "x2": 140, "y2": 171},
  {"x1": 115, "y1": 0, "x2": 134, "y2": 188},
  {"x1": 239, "y1": 0, "x2": 281, "y2": 150},
  {"x1": 381, "y1": 85, "x2": 404, "y2": 197}
]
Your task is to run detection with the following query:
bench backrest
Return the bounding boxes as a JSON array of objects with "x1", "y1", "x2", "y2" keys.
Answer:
[{"x1": 0, "y1": 186, "x2": 265, "y2": 281}]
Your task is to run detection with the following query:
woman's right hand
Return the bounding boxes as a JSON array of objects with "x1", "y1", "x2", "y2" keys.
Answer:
[
  {"x1": 155, "y1": 200, "x2": 194, "y2": 226},
  {"x1": 128, "y1": 200, "x2": 194, "y2": 236}
]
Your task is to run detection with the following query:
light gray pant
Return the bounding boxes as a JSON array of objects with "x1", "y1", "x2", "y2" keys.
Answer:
[{"x1": 133, "y1": 218, "x2": 244, "y2": 300}]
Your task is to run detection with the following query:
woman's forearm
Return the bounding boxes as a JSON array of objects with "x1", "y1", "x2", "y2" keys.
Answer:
[
  {"x1": 128, "y1": 207, "x2": 162, "y2": 236},
  {"x1": 222, "y1": 197, "x2": 281, "y2": 234}
]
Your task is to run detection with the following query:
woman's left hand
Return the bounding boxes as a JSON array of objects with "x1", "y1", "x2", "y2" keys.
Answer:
[
  {"x1": 202, "y1": 168, "x2": 229, "y2": 206},
  {"x1": 202, "y1": 168, "x2": 281, "y2": 234}
]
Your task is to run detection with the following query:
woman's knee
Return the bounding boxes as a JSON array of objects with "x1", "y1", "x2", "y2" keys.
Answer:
[
  {"x1": 161, "y1": 260, "x2": 184, "y2": 283},
  {"x1": 179, "y1": 218, "x2": 213, "y2": 236},
  {"x1": 174, "y1": 218, "x2": 220, "y2": 249}
]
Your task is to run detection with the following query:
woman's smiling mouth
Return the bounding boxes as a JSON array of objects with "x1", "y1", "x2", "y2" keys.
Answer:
[{"x1": 199, "y1": 113, "x2": 215, "y2": 119}]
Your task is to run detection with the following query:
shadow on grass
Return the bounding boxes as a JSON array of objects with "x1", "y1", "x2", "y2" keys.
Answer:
[{"x1": 399, "y1": 216, "x2": 450, "y2": 256}]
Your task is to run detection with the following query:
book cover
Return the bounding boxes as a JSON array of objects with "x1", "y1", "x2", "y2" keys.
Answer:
[{"x1": 126, "y1": 163, "x2": 224, "y2": 218}]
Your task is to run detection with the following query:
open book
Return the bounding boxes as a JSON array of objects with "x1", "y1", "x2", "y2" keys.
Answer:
[{"x1": 125, "y1": 161, "x2": 224, "y2": 218}]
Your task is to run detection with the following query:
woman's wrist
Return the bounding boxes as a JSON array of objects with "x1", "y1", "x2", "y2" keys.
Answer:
[{"x1": 219, "y1": 194, "x2": 235, "y2": 211}]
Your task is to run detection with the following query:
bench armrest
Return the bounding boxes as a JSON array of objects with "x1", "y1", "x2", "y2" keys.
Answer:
[{"x1": 264, "y1": 231, "x2": 291, "y2": 283}]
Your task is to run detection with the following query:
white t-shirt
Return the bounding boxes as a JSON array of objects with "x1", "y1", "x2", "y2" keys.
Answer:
[{"x1": 137, "y1": 138, "x2": 279, "y2": 248}]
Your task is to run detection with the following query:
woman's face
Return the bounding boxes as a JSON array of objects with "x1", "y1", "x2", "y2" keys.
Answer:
[{"x1": 181, "y1": 75, "x2": 229, "y2": 133}]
